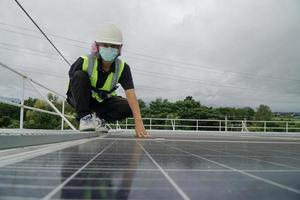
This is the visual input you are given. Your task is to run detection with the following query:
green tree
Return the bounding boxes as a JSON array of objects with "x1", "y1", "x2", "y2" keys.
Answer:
[
  {"x1": 25, "y1": 99, "x2": 60, "y2": 129},
  {"x1": 146, "y1": 98, "x2": 175, "y2": 118},
  {"x1": 138, "y1": 99, "x2": 146, "y2": 110},
  {"x1": 215, "y1": 107, "x2": 255, "y2": 120},
  {"x1": 236, "y1": 107, "x2": 255, "y2": 120},
  {"x1": 0, "y1": 102, "x2": 19, "y2": 119},
  {"x1": 255, "y1": 104, "x2": 273, "y2": 121},
  {"x1": 24, "y1": 94, "x2": 71, "y2": 129},
  {"x1": 48, "y1": 93, "x2": 58, "y2": 104},
  {"x1": 24, "y1": 97, "x2": 37, "y2": 107},
  {"x1": 174, "y1": 96, "x2": 201, "y2": 119},
  {"x1": 0, "y1": 116, "x2": 11, "y2": 127},
  {"x1": 0, "y1": 102, "x2": 19, "y2": 128}
]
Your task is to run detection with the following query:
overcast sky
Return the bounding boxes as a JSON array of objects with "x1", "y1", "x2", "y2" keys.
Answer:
[{"x1": 0, "y1": 0, "x2": 299, "y2": 112}]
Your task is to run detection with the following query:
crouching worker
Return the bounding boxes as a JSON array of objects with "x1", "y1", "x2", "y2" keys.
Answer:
[{"x1": 67, "y1": 23, "x2": 149, "y2": 138}]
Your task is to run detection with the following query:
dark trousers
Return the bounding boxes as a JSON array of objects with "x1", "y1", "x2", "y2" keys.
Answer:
[{"x1": 69, "y1": 71, "x2": 132, "y2": 122}]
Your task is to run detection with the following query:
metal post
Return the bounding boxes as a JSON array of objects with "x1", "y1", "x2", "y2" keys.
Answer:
[
  {"x1": 61, "y1": 100, "x2": 65, "y2": 130},
  {"x1": 264, "y1": 121, "x2": 266, "y2": 132},
  {"x1": 219, "y1": 120, "x2": 221, "y2": 132},
  {"x1": 174, "y1": 119, "x2": 176, "y2": 131},
  {"x1": 196, "y1": 120, "x2": 198, "y2": 131},
  {"x1": 241, "y1": 118, "x2": 248, "y2": 133},
  {"x1": 116, "y1": 120, "x2": 119, "y2": 130},
  {"x1": 150, "y1": 118, "x2": 152, "y2": 130},
  {"x1": 286, "y1": 122, "x2": 288, "y2": 133},
  {"x1": 125, "y1": 118, "x2": 128, "y2": 129},
  {"x1": 225, "y1": 116, "x2": 228, "y2": 132},
  {"x1": 28, "y1": 81, "x2": 76, "y2": 130},
  {"x1": 19, "y1": 77, "x2": 25, "y2": 129},
  {"x1": 172, "y1": 119, "x2": 176, "y2": 131}
]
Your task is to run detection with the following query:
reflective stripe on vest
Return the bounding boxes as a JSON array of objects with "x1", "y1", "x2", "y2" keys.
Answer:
[{"x1": 81, "y1": 55, "x2": 125, "y2": 102}]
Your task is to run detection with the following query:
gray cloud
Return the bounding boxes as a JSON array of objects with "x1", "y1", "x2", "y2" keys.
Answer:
[{"x1": 0, "y1": 0, "x2": 299, "y2": 112}]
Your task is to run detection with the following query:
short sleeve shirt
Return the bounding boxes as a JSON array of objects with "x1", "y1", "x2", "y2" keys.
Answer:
[{"x1": 69, "y1": 57, "x2": 134, "y2": 90}]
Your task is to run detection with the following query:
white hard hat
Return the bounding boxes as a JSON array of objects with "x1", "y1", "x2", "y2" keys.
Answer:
[{"x1": 96, "y1": 23, "x2": 123, "y2": 45}]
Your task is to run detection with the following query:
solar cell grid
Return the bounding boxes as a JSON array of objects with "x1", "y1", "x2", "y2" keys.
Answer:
[{"x1": 0, "y1": 131, "x2": 299, "y2": 200}]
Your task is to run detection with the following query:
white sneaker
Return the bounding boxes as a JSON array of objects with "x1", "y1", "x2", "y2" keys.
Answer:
[
  {"x1": 95, "y1": 117, "x2": 108, "y2": 133},
  {"x1": 79, "y1": 114, "x2": 95, "y2": 131}
]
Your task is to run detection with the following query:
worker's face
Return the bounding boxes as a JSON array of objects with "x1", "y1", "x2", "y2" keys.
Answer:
[{"x1": 96, "y1": 42, "x2": 122, "y2": 62}]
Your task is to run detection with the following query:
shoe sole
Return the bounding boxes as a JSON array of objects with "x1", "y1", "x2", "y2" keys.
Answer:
[
  {"x1": 79, "y1": 125, "x2": 95, "y2": 131},
  {"x1": 95, "y1": 129, "x2": 108, "y2": 133},
  {"x1": 80, "y1": 128, "x2": 95, "y2": 131}
]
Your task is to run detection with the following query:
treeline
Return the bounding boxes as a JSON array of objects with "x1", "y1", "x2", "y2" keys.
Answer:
[
  {"x1": 139, "y1": 96, "x2": 273, "y2": 121},
  {"x1": 0, "y1": 94, "x2": 76, "y2": 129},
  {"x1": 0, "y1": 95, "x2": 279, "y2": 129}
]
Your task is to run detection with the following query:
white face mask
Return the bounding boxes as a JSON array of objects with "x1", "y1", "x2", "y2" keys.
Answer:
[{"x1": 99, "y1": 47, "x2": 119, "y2": 62}]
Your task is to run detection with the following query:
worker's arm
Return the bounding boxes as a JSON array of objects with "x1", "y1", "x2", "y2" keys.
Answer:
[
  {"x1": 69, "y1": 57, "x2": 84, "y2": 78},
  {"x1": 125, "y1": 89, "x2": 149, "y2": 138}
]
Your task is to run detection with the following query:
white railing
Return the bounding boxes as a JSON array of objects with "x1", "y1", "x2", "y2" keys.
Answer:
[
  {"x1": 0, "y1": 62, "x2": 76, "y2": 130},
  {"x1": 2, "y1": 62, "x2": 300, "y2": 133},
  {"x1": 111, "y1": 118, "x2": 300, "y2": 133}
]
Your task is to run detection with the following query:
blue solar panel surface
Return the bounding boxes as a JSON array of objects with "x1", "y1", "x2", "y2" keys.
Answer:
[{"x1": 0, "y1": 131, "x2": 299, "y2": 200}]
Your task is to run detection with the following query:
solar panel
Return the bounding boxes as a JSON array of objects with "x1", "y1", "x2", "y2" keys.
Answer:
[{"x1": 0, "y1": 131, "x2": 299, "y2": 199}]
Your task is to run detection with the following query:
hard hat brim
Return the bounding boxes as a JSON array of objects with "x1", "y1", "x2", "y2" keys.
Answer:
[{"x1": 95, "y1": 38, "x2": 123, "y2": 45}]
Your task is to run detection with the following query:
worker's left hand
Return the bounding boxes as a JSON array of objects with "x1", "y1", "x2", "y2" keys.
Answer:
[{"x1": 135, "y1": 120, "x2": 149, "y2": 138}]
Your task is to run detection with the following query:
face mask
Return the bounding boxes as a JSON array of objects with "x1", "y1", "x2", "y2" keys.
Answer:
[{"x1": 99, "y1": 47, "x2": 119, "y2": 62}]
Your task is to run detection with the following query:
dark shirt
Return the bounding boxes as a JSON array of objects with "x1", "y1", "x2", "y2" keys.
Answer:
[{"x1": 69, "y1": 57, "x2": 134, "y2": 90}]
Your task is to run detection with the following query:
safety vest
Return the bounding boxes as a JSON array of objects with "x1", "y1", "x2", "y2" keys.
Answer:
[{"x1": 81, "y1": 54, "x2": 125, "y2": 103}]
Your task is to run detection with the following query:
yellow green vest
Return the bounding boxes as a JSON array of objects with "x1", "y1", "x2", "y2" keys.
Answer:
[{"x1": 81, "y1": 55, "x2": 125, "y2": 103}]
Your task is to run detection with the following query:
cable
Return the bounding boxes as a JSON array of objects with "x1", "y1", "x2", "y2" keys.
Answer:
[
  {"x1": 133, "y1": 69, "x2": 256, "y2": 90},
  {"x1": 0, "y1": 46, "x2": 66, "y2": 62},
  {"x1": 1, "y1": 52, "x2": 298, "y2": 106},
  {"x1": 1, "y1": 21, "x2": 299, "y2": 83},
  {"x1": 1, "y1": 44, "x2": 299, "y2": 98},
  {"x1": 0, "y1": 21, "x2": 89, "y2": 45},
  {"x1": 0, "y1": 42, "x2": 59, "y2": 57},
  {"x1": 0, "y1": 42, "x2": 271, "y2": 91},
  {"x1": 133, "y1": 70, "x2": 300, "y2": 97},
  {"x1": 0, "y1": 31, "x2": 299, "y2": 104},
  {"x1": 0, "y1": 61, "x2": 66, "y2": 98},
  {"x1": 14, "y1": 0, "x2": 71, "y2": 66},
  {"x1": 0, "y1": 43, "x2": 271, "y2": 90},
  {"x1": 0, "y1": 43, "x2": 78, "y2": 61},
  {"x1": 0, "y1": 42, "x2": 79, "y2": 62},
  {"x1": 1, "y1": 43, "x2": 299, "y2": 98},
  {"x1": 12, "y1": 68, "x2": 67, "y2": 79},
  {"x1": 124, "y1": 54, "x2": 300, "y2": 83},
  {"x1": 0, "y1": 27, "x2": 88, "y2": 50}
]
